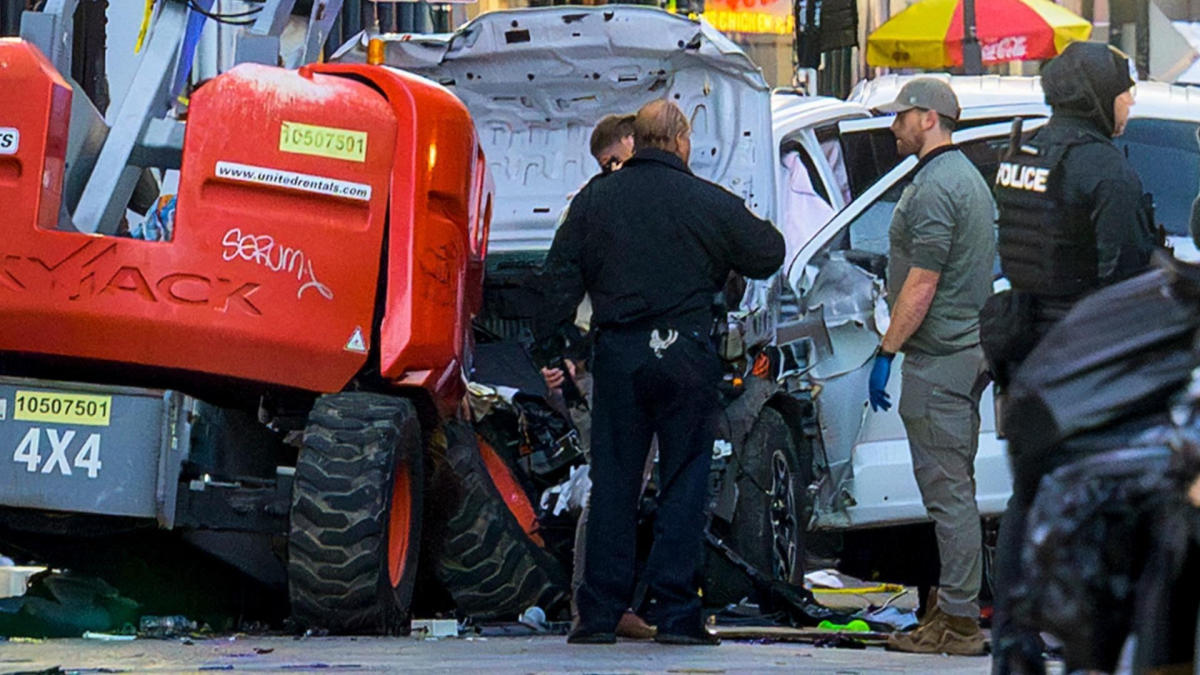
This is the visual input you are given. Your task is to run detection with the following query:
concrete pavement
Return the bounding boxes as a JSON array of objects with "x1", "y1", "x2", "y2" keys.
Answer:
[{"x1": 0, "y1": 634, "x2": 997, "y2": 673}]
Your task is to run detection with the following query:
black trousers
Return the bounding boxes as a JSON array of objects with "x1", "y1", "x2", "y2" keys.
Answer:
[
  {"x1": 574, "y1": 326, "x2": 720, "y2": 635},
  {"x1": 992, "y1": 310, "x2": 1059, "y2": 675},
  {"x1": 991, "y1": 457, "x2": 1045, "y2": 674},
  {"x1": 993, "y1": 328, "x2": 1074, "y2": 675}
]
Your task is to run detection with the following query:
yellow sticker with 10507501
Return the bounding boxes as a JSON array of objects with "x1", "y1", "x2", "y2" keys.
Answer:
[
  {"x1": 13, "y1": 390, "x2": 111, "y2": 426},
  {"x1": 279, "y1": 121, "x2": 367, "y2": 162}
]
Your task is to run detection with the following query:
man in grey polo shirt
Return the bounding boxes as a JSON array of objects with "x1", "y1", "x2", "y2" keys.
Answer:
[{"x1": 866, "y1": 78, "x2": 995, "y2": 656}]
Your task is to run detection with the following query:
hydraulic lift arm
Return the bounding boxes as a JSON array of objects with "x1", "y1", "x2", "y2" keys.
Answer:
[{"x1": 18, "y1": 0, "x2": 344, "y2": 235}]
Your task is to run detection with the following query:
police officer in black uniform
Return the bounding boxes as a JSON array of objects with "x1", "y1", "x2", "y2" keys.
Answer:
[
  {"x1": 989, "y1": 41, "x2": 1158, "y2": 674},
  {"x1": 536, "y1": 99, "x2": 784, "y2": 645},
  {"x1": 993, "y1": 44, "x2": 1154, "y2": 344}
]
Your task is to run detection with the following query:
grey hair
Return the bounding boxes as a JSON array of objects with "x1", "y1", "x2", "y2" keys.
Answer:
[{"x1": 633, "y1": 99, "x2": 690, "y2": 152}]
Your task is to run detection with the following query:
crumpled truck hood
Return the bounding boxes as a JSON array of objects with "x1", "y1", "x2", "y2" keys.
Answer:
[{"x1": 331, "y1": 6, "x2": 774, "y2": 253}]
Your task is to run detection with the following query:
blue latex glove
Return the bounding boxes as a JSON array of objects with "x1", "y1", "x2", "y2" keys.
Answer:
[{"x1": 868, "y1": 353, "x2": 894, "y2": 412}]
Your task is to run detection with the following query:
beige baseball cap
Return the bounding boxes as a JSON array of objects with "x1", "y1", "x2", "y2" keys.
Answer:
[{"x1": 876, "y1": 78, "x2": 961, "y2": 121}]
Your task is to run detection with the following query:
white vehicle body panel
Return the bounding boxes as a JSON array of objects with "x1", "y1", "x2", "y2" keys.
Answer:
[{"x1": 332, "y1": 6, "x2": 775, "y2": 253}]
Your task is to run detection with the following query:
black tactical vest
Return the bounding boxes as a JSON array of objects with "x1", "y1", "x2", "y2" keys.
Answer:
[{"x1": 995, "y1": 137, "x2": 1100, "y2": 297}]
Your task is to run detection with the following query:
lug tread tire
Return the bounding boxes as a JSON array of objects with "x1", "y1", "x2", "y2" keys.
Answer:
[
  {"x1": 435, "y1": 421, "x2": 568, "y2": 621},
  {"x1": 288, "y1": 393, "x2": 423, "y2": 635}
]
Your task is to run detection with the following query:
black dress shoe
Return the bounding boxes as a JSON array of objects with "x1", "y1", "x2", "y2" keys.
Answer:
[
  {"x1": 653, "y1": 629, "x2": 720, "y2": 646},
  {"x1": 567, "y1": 629, "x2": 616, "y2": 644}
]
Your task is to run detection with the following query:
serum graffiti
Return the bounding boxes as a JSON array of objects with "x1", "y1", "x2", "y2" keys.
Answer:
[{"x1": 221, "y1": 228, "x2": 334, "y2": 301}]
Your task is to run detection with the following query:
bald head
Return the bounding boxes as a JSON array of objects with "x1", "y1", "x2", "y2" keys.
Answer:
[{"x1": 634, "y1": 99, "x2": 691, "y2": 163}]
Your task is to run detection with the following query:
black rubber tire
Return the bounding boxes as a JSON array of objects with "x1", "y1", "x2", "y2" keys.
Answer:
[
  {"x1": 288, "y1": 393, "x2": 424, "y2": 635},
  {"x1": 704, "y1": 407, "x2": 810, "y2": 607},
  {"x1": 435, "y1": 420, "x2": 569, "y2": 621}
]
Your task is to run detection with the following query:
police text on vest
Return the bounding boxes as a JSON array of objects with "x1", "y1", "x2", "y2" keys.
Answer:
[{"x1": 996, "y1": 162, "x2": 1049, "y2": 193}]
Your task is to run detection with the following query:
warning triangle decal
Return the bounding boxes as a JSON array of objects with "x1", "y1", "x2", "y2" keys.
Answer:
[{"x1": 345, "y1": 327, "x2": 367, "y2": 353}]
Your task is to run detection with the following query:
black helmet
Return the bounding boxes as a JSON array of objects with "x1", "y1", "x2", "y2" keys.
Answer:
[{"x1": 1041, "y1": 42, "x2": 1135, "y2": 137}]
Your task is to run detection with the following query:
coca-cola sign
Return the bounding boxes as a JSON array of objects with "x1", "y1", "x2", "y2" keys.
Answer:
[{"x1": 980, "y1": 35, "x2": 1028, "y2": 63}]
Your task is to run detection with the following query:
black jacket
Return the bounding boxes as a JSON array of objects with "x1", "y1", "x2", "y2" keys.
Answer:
[
  {"x1": 535, "y1": 148, "x2": 784, "y2": 360},
  {"x1": 1038, "y1": 115, "x2": 1156, "y2": 288},
  {"x1": 1191, "y1": 126, "x2": 1200, "y2": 248}
]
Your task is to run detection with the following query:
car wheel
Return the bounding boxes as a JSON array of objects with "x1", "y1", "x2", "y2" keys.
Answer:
[{"x1": 704, "y1": 407, "x2": 811, "y2": 607}]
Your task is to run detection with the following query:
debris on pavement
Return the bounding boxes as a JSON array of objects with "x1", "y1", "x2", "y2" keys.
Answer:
[
  {"x1": 811, "y1": 581, "x2": 906, "y2": 595},
  {"x1": 139, "y1": 615, "x2": 198, "y2": 639},
  {"x1": 0, "y1": 571, "x2": 139, "y2": 639},
  {"x1": 803, "y1": 569, "x2": 845, "y2": 589},
  {"x1": 712, "y1": 625, "x2": 891, "y2": 646},
  {"x1": 82, "y1": 631, "x2": 137, "y2": 641},
  {"x1": 706, "y1": 565, "x2": 920, "y2": 644},
  {"x1": 517, "y1": 606, "x2": 548, "y2": 633},
  {"x1": 410, "y1": 618, "x2": 459, "y2": 638},
  {"x1": 474, "y1": 620, "x2": 571, "y2": 638},
  {"x1": 802, "y1": 569, "x2": 917, "y2": 613},
  {"x1": 815, "y1": 619, "x2": 870, "y2": 632},
  {"x1": 858, "y1": 606, "x2": 919, "y2": 631},
  {"x1": 0, "y1": 563, "x2": 45, "y2": 598}
]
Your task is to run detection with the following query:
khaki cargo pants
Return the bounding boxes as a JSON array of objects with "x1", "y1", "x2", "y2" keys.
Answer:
[{"x1": 898, "y1": 344, "x2": 990, "y2": 620}]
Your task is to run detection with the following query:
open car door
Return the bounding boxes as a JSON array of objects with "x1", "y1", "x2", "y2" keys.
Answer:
[
  {"x1": 770, "y1": 112, "x2": 906, "y2": 300},
  {"x1": 834, "y1": 116, "x2": 908, "y2": 201}
]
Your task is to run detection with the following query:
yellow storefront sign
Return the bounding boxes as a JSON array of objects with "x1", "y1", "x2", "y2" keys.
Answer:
[{"x1": 703, "y1": 9, "x2": 794, "y2": 35}]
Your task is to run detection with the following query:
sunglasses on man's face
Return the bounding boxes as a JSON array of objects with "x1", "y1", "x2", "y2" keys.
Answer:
[{"x1": 601, "y1": 157, "x2": 624, "y2": 174}]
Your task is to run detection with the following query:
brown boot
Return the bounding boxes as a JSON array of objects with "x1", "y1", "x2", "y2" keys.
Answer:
[
  {"x1": 615, "y1": 611, "x2": 656, "y2": 640},
  {"x1": 886, "y1": 608, "x2": 986, "y2": 656},
  {"x1": 917, "y1": 587, "x2": 940, "y2": 625}
]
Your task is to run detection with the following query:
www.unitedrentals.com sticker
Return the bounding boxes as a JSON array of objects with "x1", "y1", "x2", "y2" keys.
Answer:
[{"x1": 215, "y1": 161, "x2": 372, "y2": 201}]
